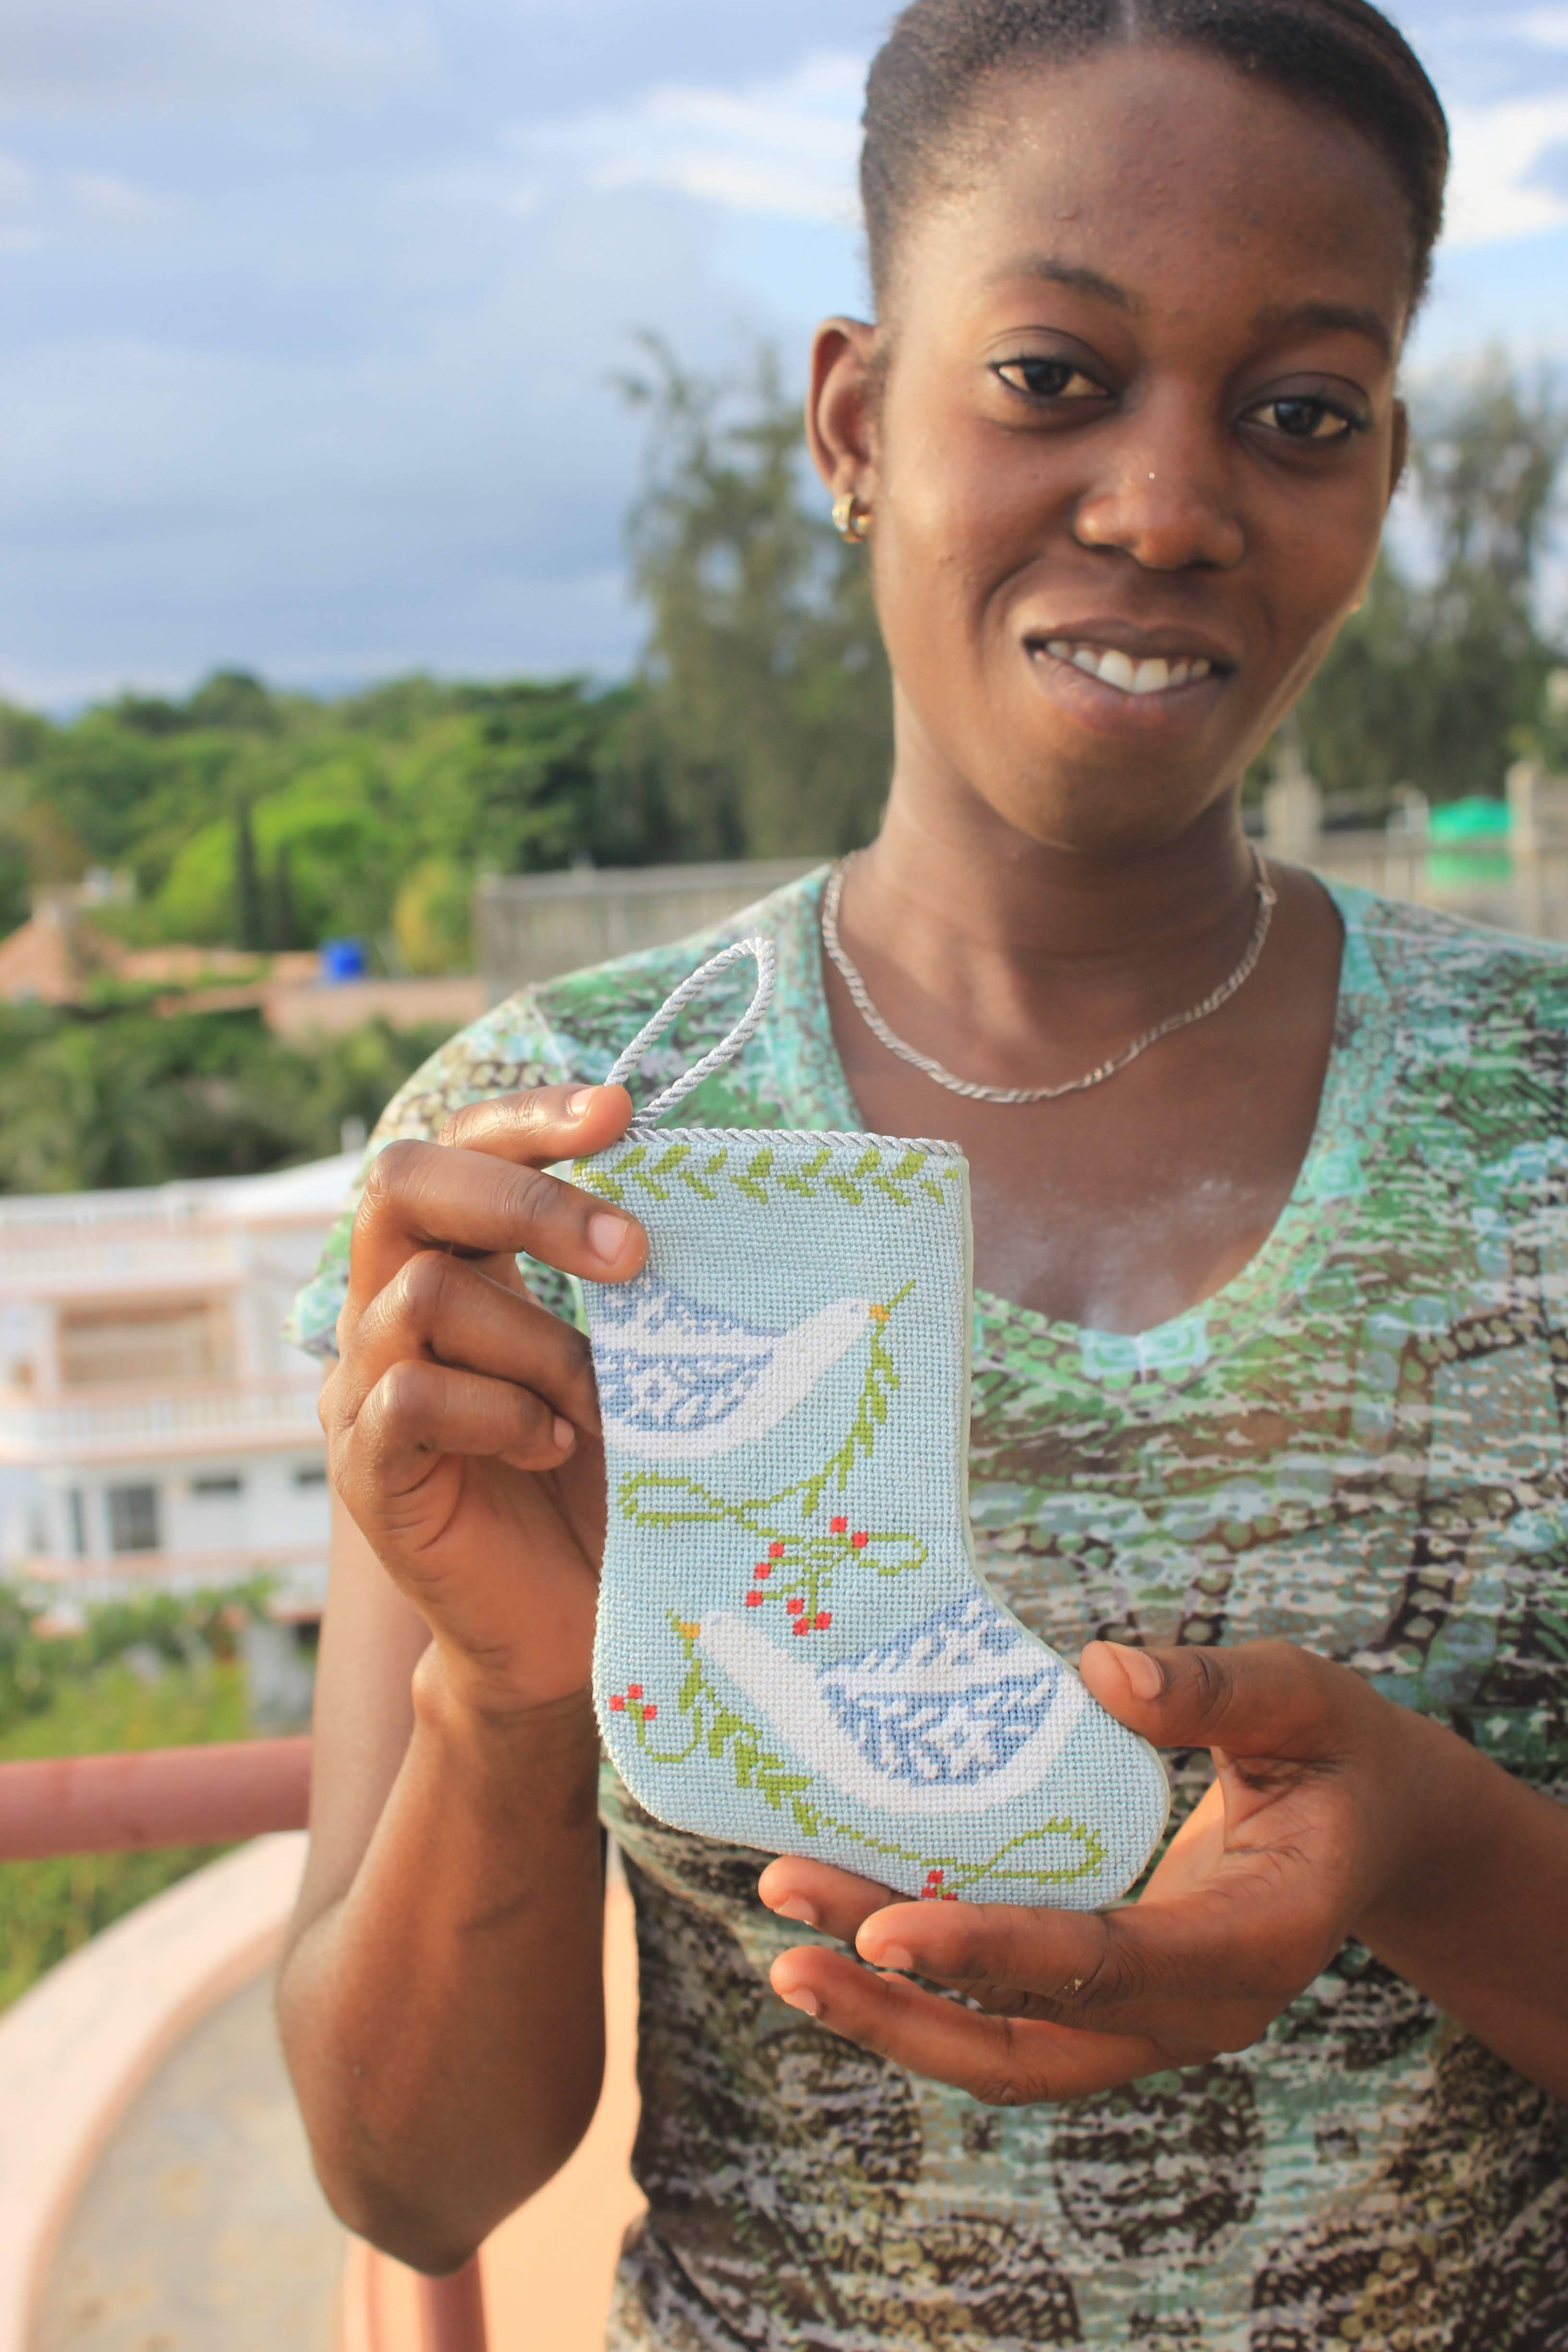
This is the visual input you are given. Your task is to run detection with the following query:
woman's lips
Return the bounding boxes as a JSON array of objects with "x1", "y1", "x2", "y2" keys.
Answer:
[
  {"x1": 1022, "y1": 637, "x2": 1230, "y2": 733},
  {"x1": 1039, "y1": 637, "x2": 1214, "y2": 695}
]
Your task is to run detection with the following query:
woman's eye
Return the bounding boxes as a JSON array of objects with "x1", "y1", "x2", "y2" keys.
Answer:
[
  {"x1": 992, "y1": 357, "x2": 1106, "y2": 404},
  {"x1": 1248, "y1": 395, "x2": 1361, "y2": 443}
]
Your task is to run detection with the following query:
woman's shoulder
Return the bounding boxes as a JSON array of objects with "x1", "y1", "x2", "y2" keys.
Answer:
[
  {"x1": 1332, "y1": 879, "x2": 1568, "y2": 1021},
  {"x1": 1326, "y1": 881, "x2": 1568, "y2": 1185},
  {"x1": 283, "y1": 863, "x2": 833, "y2": 1357}
]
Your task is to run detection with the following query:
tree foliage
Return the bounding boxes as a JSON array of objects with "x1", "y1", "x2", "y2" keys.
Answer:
[
  {"x1": 0, "y1": 1584, "x2": 272, "y2": 2011},
  {"x1": 0, "y1": 670, "x2": 659, "y2": 972},
  {"x1": 620, "y1": 336, "x2": 891, "y2": 859},
  {"x1": 1295, "y1": 359, "x2": 1566, "y2": 804},
  {"x1": 0, "y1": 1003, "x2": 446, "y2": 1193}
]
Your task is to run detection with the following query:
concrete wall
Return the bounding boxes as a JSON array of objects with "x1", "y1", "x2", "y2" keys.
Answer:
[
  {"x1": 476, "y1": 859, "x2": 822, "y2": 1002},
  {"x1": 474, "y1": 812, "x2": 1568, "y2": 1017},
  {"x1": 1260, "y1": 761, "x2": 1568, "y2": 944}
]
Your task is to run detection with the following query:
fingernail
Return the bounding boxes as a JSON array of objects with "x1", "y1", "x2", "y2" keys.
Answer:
[
  {"x1": 567, "y1": 1088, "x2": 595, "y2": 1116},
  {"x1": 587, "y1": 1211, "x2": 630, "y2": 1265},
  {"x1": 1104, "y1": 1641, "x2": 1164, "y2": 1700},
  {"x1": 553, "y1": 1416, "x2": 574, "y2": 1452},
  {"x1": 765, "y1": 1893, "x2": 818, "y2": 1926},
  {"x1": 778, "y1": 1986, "x2": 820, "y2": 2017},
  {"x1": 863, "y1": 1941, "x2": 914, "y2": 1974}
]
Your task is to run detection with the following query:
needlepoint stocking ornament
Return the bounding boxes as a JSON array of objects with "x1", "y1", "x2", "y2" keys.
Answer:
[{"x1": 577, "y1": 939, "x2": 1170, "y2": 1906}]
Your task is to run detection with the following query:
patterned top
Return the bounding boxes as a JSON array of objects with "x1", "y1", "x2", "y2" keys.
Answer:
[{"x1": 289, "y1": 868, "x2": 1568, "y2": 2352}]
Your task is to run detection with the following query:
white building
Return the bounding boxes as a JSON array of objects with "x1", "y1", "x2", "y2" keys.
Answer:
[{"x1": 0, "y1": 1153, "x2": 355, "y2": 1613}]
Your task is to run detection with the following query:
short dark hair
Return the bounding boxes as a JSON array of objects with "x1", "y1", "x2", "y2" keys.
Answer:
[{"x1": 861, "y1": 0, "x2": 1449, "y2": 313}]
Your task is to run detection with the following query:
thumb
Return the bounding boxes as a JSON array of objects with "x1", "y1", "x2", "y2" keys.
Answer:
[{"x1": 1079, "y1": 1637, "x2": 1358, "y2": 1761}]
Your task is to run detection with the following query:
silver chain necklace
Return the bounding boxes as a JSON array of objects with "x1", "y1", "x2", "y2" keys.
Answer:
[{"x1": 820, "y1": 847, "x2": 1277, "y2": 1105}]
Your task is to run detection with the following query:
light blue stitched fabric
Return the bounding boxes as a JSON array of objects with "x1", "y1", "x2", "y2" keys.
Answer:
[{"x1": 576, "y1": 947, "x2": 1169, "y2": 1907}]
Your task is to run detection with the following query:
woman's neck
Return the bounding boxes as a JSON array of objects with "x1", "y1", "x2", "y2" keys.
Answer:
[{"x1": 843, "y1": 775, "x2": 1261, "y2": 1090}]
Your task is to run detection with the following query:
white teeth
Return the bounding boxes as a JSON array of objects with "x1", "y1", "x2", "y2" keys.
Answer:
[{"x1": 1040, "y1": 641, "x2": 1216, "y2": 693}]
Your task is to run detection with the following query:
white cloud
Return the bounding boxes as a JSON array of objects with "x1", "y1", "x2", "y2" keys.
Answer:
[
  {"x1": 0, "y1": 0, "x2": 436, "y2": 110},
  {"x1": 529, "y1": 51, "x2": 865, "y2": 227},
  {"x1": 64, "y1": 173, "x2": 176, "y2": 230},
  {"x1": 1515, "y1": 7, "x2": 1568, "y2": 45},
  {"x1": 1443, "y1": 90, "x2": 1568, "y2": 244},
  {"x1": 0, "y1": 173, "x2": 747, "y2": 703},
  {"x1": 0, "y1": 157, "x2": 174, "y2": 250},
  {"x1": 1429, "y1": 10, "x2": 1568, "y2": 247}
]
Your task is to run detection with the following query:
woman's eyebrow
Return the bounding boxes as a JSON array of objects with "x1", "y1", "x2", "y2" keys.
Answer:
[
  {"x1": 983, "y1": 253, "x2": 1141, "y2": 312},
  {"x1": 977, "y1": 262, "x2": 1392, "y2": 362},
  {"x1": 1251, "y1": 299, "x2": 1393, "y2": 359}
]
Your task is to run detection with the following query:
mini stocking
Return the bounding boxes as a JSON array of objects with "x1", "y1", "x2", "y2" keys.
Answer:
[{"x1": 578, "y1": 940, "x2": 1170, "y2": 1907}]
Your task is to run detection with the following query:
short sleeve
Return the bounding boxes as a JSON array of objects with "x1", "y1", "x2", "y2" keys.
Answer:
[{"x1": 282, "y1": 986, "x2": 584, "y2": 1359}]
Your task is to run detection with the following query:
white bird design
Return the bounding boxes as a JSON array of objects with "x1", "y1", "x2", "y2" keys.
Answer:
[
  {"x1": 697, "y1": 1589, "x2": 1087, "y2": 1815},
  {"x1": 592, "y1": 1276, "x2": 881, "y2": 1459}
]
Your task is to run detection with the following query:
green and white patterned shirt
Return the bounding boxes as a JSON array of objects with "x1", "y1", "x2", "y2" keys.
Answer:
[{"x1": 290, "y1": 868, "x2": 1568, "y2": 2352}]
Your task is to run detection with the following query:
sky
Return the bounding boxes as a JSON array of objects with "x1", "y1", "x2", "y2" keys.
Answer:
[{"x1": 1, "y1": 0, "x2": 1568, "y2": 709}]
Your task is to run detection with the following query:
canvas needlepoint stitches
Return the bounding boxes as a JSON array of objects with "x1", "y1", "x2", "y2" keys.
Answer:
[{"x1": 579, "y1": 938, "x2": 1171, "y2": 1907}]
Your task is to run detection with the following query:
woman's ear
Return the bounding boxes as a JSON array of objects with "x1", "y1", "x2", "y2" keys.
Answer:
[
  {"x1": 806, "y1": 316, "x2": 881, "y2": 502},
  {"x1": 1387, "y1": 396, "x2": 1410, "y2": 504}
]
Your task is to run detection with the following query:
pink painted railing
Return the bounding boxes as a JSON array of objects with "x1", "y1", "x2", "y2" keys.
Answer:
[
  {"x1": 0, "y1": 1736, "x2": 488, "y2": 2352},
  {"x1": 0, "y1": 1736, "x2": 312, "y2": 1857}
]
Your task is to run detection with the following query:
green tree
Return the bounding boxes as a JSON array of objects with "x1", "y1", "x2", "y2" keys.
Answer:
[
  {"x1": 619, "y1": 335, "x2": 892, "y2": 859},
  {"x1": 0, "y1": 1585, "x2": 276, "y2": 2011},
  {"x1": 1296, "y1": 359, "x2": 1566, "y2": 805},
  {"x1": 0, "y1": 1004, "x2": 449, "y2": 1194},
  {"x1": 234, "y1": 796, "x2": 266, "y2": 950}
]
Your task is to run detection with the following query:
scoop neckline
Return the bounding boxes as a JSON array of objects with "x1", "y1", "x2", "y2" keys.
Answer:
[{"x1": 791, "y1": 862, "x2": 1392, "y2": 1397}]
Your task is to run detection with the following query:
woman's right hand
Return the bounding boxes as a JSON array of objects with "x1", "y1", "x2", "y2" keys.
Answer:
[{"x1": 319, "y1": 1082, "x2": 647, "y2": 1715}]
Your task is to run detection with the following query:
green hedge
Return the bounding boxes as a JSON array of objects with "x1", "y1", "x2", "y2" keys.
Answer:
[{"x1": 0, "y1": 1585, "x2": 275, "y2": 2012}]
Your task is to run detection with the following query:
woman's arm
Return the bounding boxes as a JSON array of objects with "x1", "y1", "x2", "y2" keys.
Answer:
[
  {"x1": 755, "y1": 1641, "x2": 1568, "y2": 2107},
  {"x1": 275, "y1": 1083, "x2": 647, "y2": 2272},
  {"x1": 277, "y1": 1508, "x2": 607, "y2": 2274}
]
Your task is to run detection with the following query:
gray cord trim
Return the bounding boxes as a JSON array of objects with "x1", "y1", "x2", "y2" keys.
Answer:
[
  {"x1": 606, "y1": 936, "x2": 778, "y2": 1123},
  {"x1": 611, "y1": 1125, "x2": 964, "y2": 1153}
]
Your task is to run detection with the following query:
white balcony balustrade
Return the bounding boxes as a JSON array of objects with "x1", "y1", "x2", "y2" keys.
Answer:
[{"x1": 0, "y1": 1379, "x2": 325, "y2": 1465}]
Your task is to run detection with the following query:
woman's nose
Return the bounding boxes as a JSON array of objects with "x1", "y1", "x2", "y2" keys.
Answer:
[{"x1": 1072, "y1": 423, "x2": 1245, "y2": 573}]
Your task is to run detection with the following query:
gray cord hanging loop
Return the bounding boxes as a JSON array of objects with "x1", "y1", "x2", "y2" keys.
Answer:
[{"x1": 604, "y1": 935, "x2": 777, "y2": 1124}]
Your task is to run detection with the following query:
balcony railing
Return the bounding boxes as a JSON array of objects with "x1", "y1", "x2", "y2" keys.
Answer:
[
  {"x1": 0, "y1": 1736, "x2": 489, "y2": 2352},
  {"x1": 0, "y1": 1378, "x2": 324, "y2": 1464},
  {"x1": 0, "y1": 1226, "x2": 245, "y2": 1295},
  {"x1": 21, "y1": 1539, "x2": 327, "y2": 1601}
]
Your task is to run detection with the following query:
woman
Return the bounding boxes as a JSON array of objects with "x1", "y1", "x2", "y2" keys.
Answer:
[{"x1": 279, "y1": 3, "x2": 1568, "y2": 2345}]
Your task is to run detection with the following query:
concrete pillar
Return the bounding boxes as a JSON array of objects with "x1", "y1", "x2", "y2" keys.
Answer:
[{"x1": 1262, "y1": 730, "x2": 1323, "y2": 865}]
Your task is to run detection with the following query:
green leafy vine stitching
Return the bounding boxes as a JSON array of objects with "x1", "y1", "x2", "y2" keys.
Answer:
[{"x1": 574, "y1": 1139, "x2": 962, "y2": 1211}]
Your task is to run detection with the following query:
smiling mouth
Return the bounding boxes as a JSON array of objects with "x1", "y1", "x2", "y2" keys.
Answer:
[{"x1": 1033, "y1": 638, "x2": 1222, "y2": 696}]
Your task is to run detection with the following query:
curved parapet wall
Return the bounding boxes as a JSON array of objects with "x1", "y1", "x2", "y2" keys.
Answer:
[{"x1": 0, "y1": 1831, "x2": 306, "y2": 2352}]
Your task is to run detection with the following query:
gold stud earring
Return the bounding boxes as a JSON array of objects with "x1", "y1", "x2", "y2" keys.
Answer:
[{"x1": 832, "y1": 491, "x2": 871, "y2": 543}]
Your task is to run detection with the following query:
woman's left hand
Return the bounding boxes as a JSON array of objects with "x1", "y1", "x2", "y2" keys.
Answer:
[{"x1": 757, "y1": 1637, "x2": 1566, "y2": 2105}]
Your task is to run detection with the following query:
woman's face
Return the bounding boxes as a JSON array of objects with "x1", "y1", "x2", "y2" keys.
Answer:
[{"x1": 817, "y1": 46, "x2": 1412, "y2": 857}]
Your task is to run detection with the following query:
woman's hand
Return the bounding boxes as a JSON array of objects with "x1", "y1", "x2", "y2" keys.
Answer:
[
  {"x1": 319, "y1": 1082, "x2": 646, "y2": 1716},
  {"x1": 758, "y1": 1638, "x2": 1568, "y2": 2104}
]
